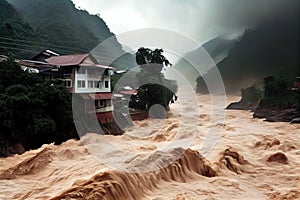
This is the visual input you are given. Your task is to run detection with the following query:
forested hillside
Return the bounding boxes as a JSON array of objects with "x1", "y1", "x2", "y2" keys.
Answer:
[
  {"x1": 0, "y1": 0, "x2": 48, "y2": 57},
  {"x1": 1, "y1": 0, "x2": 135, "y2": 68},
  {"x1": 0, "y1": 58, "x2": 76, "y2": 157},
  {"x1": 197, "y1": 11, "x2": 300, "y2": 93}
]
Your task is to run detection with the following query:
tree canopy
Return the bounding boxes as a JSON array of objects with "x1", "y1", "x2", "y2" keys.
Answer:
[
  {"x1": 133, "y1": 47, "x2": 177, "y2": 112},
  {"x1": 0, "y1": 58, "x2": 76, "y2": 157}
]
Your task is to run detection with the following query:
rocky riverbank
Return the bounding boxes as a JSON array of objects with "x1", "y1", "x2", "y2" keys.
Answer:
[{"x1": 227, "y1": 99, "x2": 300, "y2": 123}]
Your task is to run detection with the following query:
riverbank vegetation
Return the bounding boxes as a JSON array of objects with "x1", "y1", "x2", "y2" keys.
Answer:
[{"x1": 0, "y1": 58, "x2": 76, "y2": 157}]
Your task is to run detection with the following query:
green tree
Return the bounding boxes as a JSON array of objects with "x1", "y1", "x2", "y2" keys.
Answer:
[
  {"x1": 134, "y1": 47, "x2": 177, "y2": 111},
  {"x1": 259, "y1": 76, "x2": 299, "y2": 108},
  {"x1": 0, "y1": 59, "x2": 76, "y2": 156}
]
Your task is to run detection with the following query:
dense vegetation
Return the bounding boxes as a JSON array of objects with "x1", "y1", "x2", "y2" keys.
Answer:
[
  {"x1": 259, "y1": 76, "x2": 300, "y2": 109},
  {"x1": 1, "y1": 0, "x2": 135, "y2": 68},
  {"x1": 0, "y1": 0, "x2": 47, "y2": 58},
  {"x1": 240, "y1": 85, "x2": 264, "y2": 105},
  {"x1": 7, "y1": 0, "x2": 105, "y2": 53},
  {"x1": 0, "y1": 59, "x2": 76, "y2": 157},
  {"x1": 237, "y1": 76, "x2": 300, "y2": 111},
  {"x1": 133, "y1": 48, "x2": 178, "y2": 112}
]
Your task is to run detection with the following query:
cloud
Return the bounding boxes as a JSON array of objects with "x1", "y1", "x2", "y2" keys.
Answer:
[
  {"x1": 204, "y1": 0, "x2": 299, "y2": 33},
  {"x1": 71, "y1": 0, "x2": 299, "y2": 44}
]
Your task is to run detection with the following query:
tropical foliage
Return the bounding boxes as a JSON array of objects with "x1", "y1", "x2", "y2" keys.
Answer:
[
  {"x1": 133, "y1": 47, "x2": 178, "y2": 111},
  {"x1": 0, "y1": 58, "x2": 76, "y2": 157},
  {"x1": 259, "y1": 76, "x2": 300, "y2": 108},
  {"x1": 240, "y1": 85, "x2": 264, "y2": 104}
]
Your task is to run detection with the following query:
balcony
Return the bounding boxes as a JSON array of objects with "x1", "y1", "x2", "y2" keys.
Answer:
[{"x1": 96, "y1": 106, "x2": 113, "y2": 113}]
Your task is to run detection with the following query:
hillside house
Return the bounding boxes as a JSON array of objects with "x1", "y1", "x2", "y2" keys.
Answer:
[
  {"x1": 18, "y1": 49, "x2": 60, "y2": 77},
  {"x1": 44, "y1": 53, "x2": 114, "y2": 123},
  {"x1": 31, "y1": 49, "x2": 60, "y2": 62},
  {"x1": 19, "y1": 59, "x2": 57, "y2": 76},
  {"x1": 18, "y1": 51, "x2": 115, "y2": 124}
]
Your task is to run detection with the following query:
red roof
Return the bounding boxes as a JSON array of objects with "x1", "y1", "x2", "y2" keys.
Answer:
[
  {"x1": 89, "y1": 93, "x2": 113, "y2": 100},
  {"x1": 45, "y1": 54, "x2": 89, "y2": 66},
  {"x1": 119, "y1": 90, "x2": 137, "y2": 95},
  {"x1": 79, "y1": 63, "x2": 114, "y2": 70}
]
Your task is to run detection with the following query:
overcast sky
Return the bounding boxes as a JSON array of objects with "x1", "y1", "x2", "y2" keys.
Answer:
[{"x1": 71, "y1": 0, "x2": 298, "y2": 46}]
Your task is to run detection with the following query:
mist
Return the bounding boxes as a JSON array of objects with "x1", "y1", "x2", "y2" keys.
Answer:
[{"x1": 71, "y1": 0, "x2": 299, "y2": 44}]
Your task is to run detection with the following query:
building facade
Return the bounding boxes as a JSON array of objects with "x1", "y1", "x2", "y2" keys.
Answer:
[
  {"x1": 45, "y1": 54, "x2": 114, "y2": 123},
  {"x1": 20, "y1": 52, "x2": 115, "y2": 124}
]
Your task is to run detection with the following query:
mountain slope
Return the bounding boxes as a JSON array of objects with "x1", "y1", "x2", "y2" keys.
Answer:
[
  {"x1": 5, "y1": 0, "x2": 135, "y2": 68},
  {"x1": 197, "y1": 11, "x2": 299, "y2": 93},
  {"x1": 173, "y1": 36, "x2": 235, "y2": 88},
  {"x1": 7, "y1": 0, "x2": 104, "y2": 52},
  {"x1": 201, "y1": 36, "x2": 235, "y2": 64},
  {"x1": 0, "y1": 0, "x2": 47, "y2": 58}
]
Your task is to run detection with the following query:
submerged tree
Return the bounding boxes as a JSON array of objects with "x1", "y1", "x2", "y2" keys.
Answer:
[{"x1": 134, "y1": 47, "x2": 177, "y2": 111}]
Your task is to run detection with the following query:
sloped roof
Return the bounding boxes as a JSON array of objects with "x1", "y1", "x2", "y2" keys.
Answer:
[
  {"x1": 89, "y1": 93, "x2": 113, "y2": 100},
  {"x1": 18, "y1": 60, "x2": 56, "y2": 72},
  {"x1": 19, "y1": 59, "x2": 50, "y2": 66},
  {"x1": 31, "y1": 49, "x2": 60, "y2": 62},
  {"x1": 119, "y1": 90, "x2": 137, "y2": 95},
  {"x1": 45, "y1": 54, "x2": 89, "y2": 66},
  {"x1": 79, "y1": 63, "x2": 114, "y2": 70},
  {"x1": 80, "y1": 93, "x2": 113, "y2": 100}
]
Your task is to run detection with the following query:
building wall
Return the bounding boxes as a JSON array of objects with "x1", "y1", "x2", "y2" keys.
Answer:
[
  {"x1": 95, "y1": 99, "x2": 113, "y2": 113},
  {"x1": 74, "y1": 68, "x2": 111, "y2": 93},
  {"x1": 62, "y1": 67, "x2": 75, "y2": 93}
]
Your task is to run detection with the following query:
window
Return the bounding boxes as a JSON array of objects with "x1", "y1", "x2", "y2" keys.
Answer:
[
  {"x1": 107, "y1": 99, "x2": 112, "y2": 107},
  {"x1": 94, "y1": 81, "x2": 101, "y2": 88},
  {"x1": 77, "y1": 80, "x2": 86, "y2": 88},
  {"x1": 78, "y1": 68, "x2": 86, "y2": 74},
  {"x1": 95, "y1": 100, "x2": 106, "y2": 108},
  {"x1": 105, "y1": 80, "x2": 109, "y2": 88},
  {"x1": 88, "y1": 81, "x2": 94, "y2": 88},
  {"x1": 101, "y1": 100, "x2": 106, "y2": 107},
  {"x1": 64, "y1": 79, "x2": 72, "y2": 88}
]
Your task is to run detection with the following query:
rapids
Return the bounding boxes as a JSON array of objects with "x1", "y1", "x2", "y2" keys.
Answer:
[{"x1": 0, "y1": 94, "x2": 299, "y2": 200}]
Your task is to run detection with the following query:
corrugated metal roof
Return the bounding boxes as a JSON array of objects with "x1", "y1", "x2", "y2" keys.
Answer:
[{"x1": 45, "y1": 54, "x2": 89, "y2": 66}]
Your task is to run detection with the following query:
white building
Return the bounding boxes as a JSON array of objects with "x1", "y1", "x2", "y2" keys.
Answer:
[{"x1": 45, "y1": 53, "x2": 114, "y2": 123}]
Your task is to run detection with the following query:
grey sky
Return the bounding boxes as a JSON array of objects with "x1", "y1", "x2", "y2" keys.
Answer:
[{"x1": 71, "y1": 0, "x2": 298, "y2": 46}]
